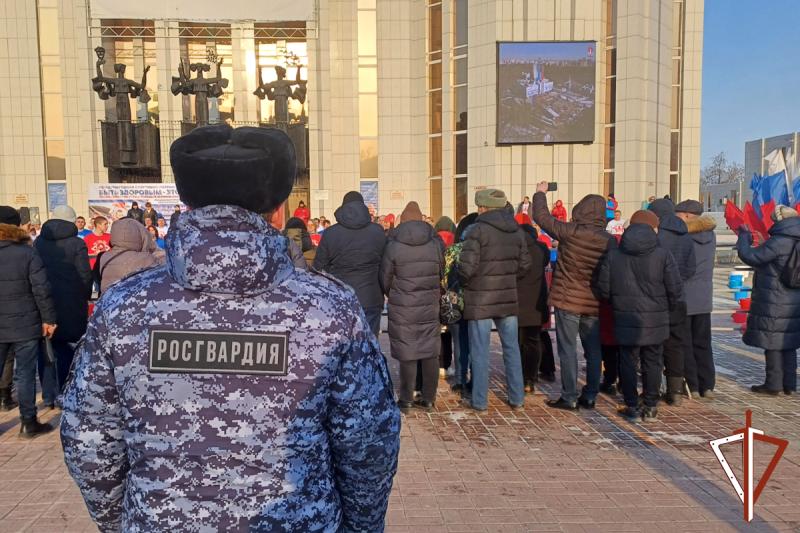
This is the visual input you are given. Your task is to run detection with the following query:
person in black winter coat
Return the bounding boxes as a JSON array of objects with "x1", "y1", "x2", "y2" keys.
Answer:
[
  {"x1": 127, "y1": 202, "x2": 145, "y2": 224},
  {"x1": 676, "y1": 200, "x2": 717, "y2": 399},
  {"x1": 595, "y1": 220, "x2": 684, "y2": 422},
  {"x1": 313, "y1": 191, "x2": 386, "y2": 336},
  {"x1": 515, "y1": 221, "x2": 550, "y2": 393},
  {"x1": 0, "y1": 207, "x2": 58, "y2": 437},
  {"x1": 34, "y1": 208, "x2": 93, "y2": 393},
  {"x1": 648, "y1": 198, "x2": 695, "y2": 404},
  {"x1": 737, "y1": 206, "x2": 800, "y2": 395},
  {"x1": 459, "y1": 189, "x2": 532, "y2": 411},
  {"x1": 380, "y1": 202, "x2": 445, "y2": 412},
  {"x1": 142, "y1": 202, "x2": 160, "y2": 227}
]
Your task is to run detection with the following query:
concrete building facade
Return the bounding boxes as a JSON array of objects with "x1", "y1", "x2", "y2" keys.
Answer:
[{"x1": 0, "y1": 0, "x2": 704, "y2": 222}]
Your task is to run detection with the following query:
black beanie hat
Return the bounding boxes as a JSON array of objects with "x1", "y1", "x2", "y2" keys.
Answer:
[
  {"x1": 284, "y1": 217, "x2": 307, "y2": 231},
  {"x1": 342, "y1": 191, "x2": 364, "y2": 205},
  {"x1": 0, "y1": 206, "x2": 21, "y2": 226},
  {"x1": 648, "y1": 198, "x2": 675, "y2": 220},
  {"x1": 169, "y1": 124, "x2": 296, "y2": 214}
]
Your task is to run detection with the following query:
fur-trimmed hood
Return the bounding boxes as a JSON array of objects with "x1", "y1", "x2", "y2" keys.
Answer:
[
  {"x1": 686, "y1": 216, "x2": 717, "y2": 234},
  {"x1": 0, "y1": 223, "x2": 31, "y2": 245}
]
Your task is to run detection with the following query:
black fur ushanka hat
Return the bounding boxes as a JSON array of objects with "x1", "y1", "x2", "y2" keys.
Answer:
[{"x1": 170, "y1": 124, "x2": 296, "y2": 214}]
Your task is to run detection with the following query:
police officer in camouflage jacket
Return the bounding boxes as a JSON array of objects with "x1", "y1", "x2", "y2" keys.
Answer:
[{"x1": 61, "y1": 125, "x2": 401, "y2": 532}]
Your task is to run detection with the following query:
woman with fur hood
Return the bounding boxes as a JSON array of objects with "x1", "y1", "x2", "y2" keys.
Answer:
[
  {"x1": 0, "y1": 206, "x2": 57, "y2": 436},
  {"x1": 675, "y1": 200, "x2": 717, "y2": 399}
]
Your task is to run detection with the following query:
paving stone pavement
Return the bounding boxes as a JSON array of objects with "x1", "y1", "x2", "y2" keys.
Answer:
[{"x1": 0, "y1": 268, "x2": 798, "y2": 532}]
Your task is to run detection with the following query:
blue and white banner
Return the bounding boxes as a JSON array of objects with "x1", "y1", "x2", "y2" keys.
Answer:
[{"x1": 88, "y1": 184, "x2": 183, "y2": 226}]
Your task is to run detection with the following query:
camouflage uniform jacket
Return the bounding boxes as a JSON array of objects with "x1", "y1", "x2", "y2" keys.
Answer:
[{"x1": 61, "y1": 205, "x2": 401, "y2": 532}]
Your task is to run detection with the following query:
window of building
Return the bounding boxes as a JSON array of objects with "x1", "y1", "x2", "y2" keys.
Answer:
[
  {"x1": 428, "y1": 0, "x2": 444, "y2": 219},
  {"x1": 430, "y1": 178, "x2": 443, "y2": 221},
  {"x1": 603, "y1": 0, "x2": 617, "y2": 196},
  {"x1": 108, "y1": 37, "x2": 159, "y2": 122},
  {"x1": 360, "y1": 139, "x2": 379, "y2": 179},
  {"x1": 452, "y1": 0, "x2": 468, "y2": 219},
  {"x1": 37, "y1": 3, "x2": 65, "y2": 188},
  {"x1": 430, "y1": 135, "x2": 442, "y2": 178},
  {"x1": 256, "y1": 34, "x2": 309, "y2": 124},
  {"x1": 670, "y1": 0, "x2": 685, "y2": 200},
  {"x1": 358, "y1": 0, "x2": 379, "y2": 196},
  {"x1": 455, "y1": 176, "x2": 468, "y2": 221},
  {"x1": 180, "y1": 34, "x2": 234, "y2": 123}
]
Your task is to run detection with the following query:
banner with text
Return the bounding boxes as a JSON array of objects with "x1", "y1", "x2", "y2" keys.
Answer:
[{"x1": 88, "y1": 184, "x2": 183, "y2": 226}]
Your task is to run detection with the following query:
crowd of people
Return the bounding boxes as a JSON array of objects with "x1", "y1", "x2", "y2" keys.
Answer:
[
  {"x1": 278, "y1": 184, "x2": 797, "y2": 420},
  {"x1": 298, "y1": 185, "x2": 796, "y2": 417},
  {"x1": 1, "y1": 180, "x2": 798, "y2": 433},
  {"x1": 2, "y1": 124, "x2": 798, "y2": 531},
  {"x1": 0, "y1": 203, "x2": 165, "y2": 436}
]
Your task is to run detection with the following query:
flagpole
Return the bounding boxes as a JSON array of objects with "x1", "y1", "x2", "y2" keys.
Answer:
[{"x1": 787, "y1": 147, "x2": 796, "y2": 205}]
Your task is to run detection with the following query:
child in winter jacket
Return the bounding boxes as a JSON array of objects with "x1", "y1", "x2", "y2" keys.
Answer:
[{"x1": 595, "y1": 211, "x2": 683, "y2": 422}]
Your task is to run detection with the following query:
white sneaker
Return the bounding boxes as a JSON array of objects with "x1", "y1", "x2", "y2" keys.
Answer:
[{"x1": 446, "y1": 367, "x2": 456, "y2": 378}]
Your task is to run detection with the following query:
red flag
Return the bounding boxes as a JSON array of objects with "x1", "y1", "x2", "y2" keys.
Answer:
[
  {"x1": 744, "y1": 202, "x2": 768, "y2": 244},
  {"x1": 760, "y1": 200, "x2": 776, "y2": 231},
  {"x1": 724, "y1": 200, "x2": 745, "y2": 233}
]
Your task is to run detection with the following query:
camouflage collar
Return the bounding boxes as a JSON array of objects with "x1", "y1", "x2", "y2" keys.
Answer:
[{"x1": 165, "y1": 205, "x2": 293, "y2": 295}]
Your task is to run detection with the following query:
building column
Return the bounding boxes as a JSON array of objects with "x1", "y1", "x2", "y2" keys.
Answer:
[
  {"x1": 155, "y1": 20, "x2": 182, "y2": 182},
  {"x1": 614, "y1": 0, "x2": 673, "y2": 215},
  {"x1": 231, "y1": 23, "x2": 258, "y2": 124}
]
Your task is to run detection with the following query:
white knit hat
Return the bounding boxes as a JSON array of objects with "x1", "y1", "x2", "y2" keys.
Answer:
[{"x1": 51, "y1": 205, "x2": 77, "y2": 223}]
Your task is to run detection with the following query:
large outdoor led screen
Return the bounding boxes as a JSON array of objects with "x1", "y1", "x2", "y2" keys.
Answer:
[{"x1": 497, "y1": 41, "x2": 596, "y2": 145}]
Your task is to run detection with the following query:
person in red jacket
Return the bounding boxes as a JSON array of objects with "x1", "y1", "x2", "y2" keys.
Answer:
[
  {"x1": 551, "y1": 200, "x2": 567, "y2": 222},
  {"x1": 293, "y1": 201, "x2": 310, "y2": 223}
]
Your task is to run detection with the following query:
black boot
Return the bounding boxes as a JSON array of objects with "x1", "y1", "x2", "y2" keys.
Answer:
[
  {"x1": 666, "y1": 377, "x2": 684, "y2": 406},
  {"x1": 0, "y1": 388, "x2": 17, "y2": 411},
  {"x1": 750, "y1": 384, "x2": 780, "y2": 396},
  {"x1": 19, "y1": 417, "x2": 55, "y2": 439}
]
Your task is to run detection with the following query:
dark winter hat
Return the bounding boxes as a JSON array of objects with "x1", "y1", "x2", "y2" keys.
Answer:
[
  {"x1": 0, "y1": 206, "x2": 21, "y2": 226},
  {"x1": 675, "y1": 199, "x2": 703, "y2": 216},
  {"x1": 400, "y1": 201, "x2": 424, "y2": 223},
  {"x1": 630, "y1": 210, "x2": 659, "y2": 230},
  {"x1": 169, "y1": 124, "x2": 296, "y2": 214},
  {"x1": 455, "y1": 212, "x2": 478, "y2": 242},
  {"x1": 648, "y1": 198, "x2": 675, "y2": 219},
  {"x1": 342, "y1": 191, "x2": 364, "y2": 205},
  {"x1": 434, "y1": 216, "x2": 456, "y2": 234},
  {"x1": 475, "y1": 188, "x2": 508, "y2": 209},
  {"x1": 284, "y1": 217, "x2": 307, "y2": 231}
]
